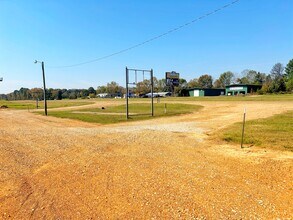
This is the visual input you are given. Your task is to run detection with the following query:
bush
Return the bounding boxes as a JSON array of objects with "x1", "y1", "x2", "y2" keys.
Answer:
[
  {"x1": 89, "y1": 93, "x2": 96, "y2": 98},
  {"x1": 286, "y1": 78, "x2": 293, "y2": 92}
]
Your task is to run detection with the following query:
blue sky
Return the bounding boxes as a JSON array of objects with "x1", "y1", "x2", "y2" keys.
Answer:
[{"x1": 0, "y1": 0, "x2": 292, "y2": 93}]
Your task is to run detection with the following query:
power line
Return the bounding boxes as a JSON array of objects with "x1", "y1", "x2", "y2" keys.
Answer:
[{"x1": 48, "y1": 0, "x2": 240, "y2": 69}]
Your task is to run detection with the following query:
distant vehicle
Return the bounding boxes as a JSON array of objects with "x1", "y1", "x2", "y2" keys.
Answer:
[
  {"x1": 158, "y1": 92, "x2": 171, "y2": 97},
  {"x1": 96, "y1": 93, "x2": 110, "y2": 98},
  {"x1": 143, "y1": 92, "x2": 171, "y2": 98}
]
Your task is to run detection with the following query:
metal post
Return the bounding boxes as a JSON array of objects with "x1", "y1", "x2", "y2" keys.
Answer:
[
  {"x1": 151, "y1": 69, "x2": 154, "y2": 116},
  {"x1": 41, "y1": 62, "x2": 48, "y2": 116},
  {"x1": 241, "y1": 108, "x2": 246, "y2": 148},
  {"x1": 36, "y1": 99, "x2": 39, "y2": 109},
  {"x1": 126, "y1": 67, "x2": 129, "y2": 119},
  {"x1": 164, "y1": 103, "x2": 167, "y2": 114}
]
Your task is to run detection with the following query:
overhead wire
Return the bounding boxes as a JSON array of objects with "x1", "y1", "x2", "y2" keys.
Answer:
[{"x1": 48, "y1": 0, "x2": 240, "y2": 68}]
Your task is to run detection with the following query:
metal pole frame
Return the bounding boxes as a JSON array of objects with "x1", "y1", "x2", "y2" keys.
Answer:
[{"x1": 126, "y1": 67, "x2": 154, "y2": 119}]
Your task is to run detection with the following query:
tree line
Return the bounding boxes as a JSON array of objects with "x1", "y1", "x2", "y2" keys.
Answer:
[
  {"x1": 0, "y1": 87, "x2": 97, "y2": 101},
  {"x1": 1, "y1": 59, "x2": 292, "y2": 101}
]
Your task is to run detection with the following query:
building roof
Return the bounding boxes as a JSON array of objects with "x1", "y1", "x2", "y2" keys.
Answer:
[
  {"x1": 187, "y1": 88, "x2": 225, "y2": 91},
  {"x1": 226, "y1": 84, "x2": 262, "y2": 87}
]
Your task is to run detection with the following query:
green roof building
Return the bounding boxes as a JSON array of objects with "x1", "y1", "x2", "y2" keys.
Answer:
[
  {"x1": 188, "y1": 88, "x2": 225, "y2": 97},
  {"x1": 225, "y1": 84, "x2": 262, "y2": 96}
]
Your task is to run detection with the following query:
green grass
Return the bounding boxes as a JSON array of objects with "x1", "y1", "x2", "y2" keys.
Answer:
[
  {"x1": 44, "y1": 103, "x2": 203, "y2": 124},
  {"x1": 81, "y1": 103, "x2": 200, "y2": 115},
  {"x1": 45, "y1": 111, "x2": 127, "y2": 124},
  {"x1": 0, "y1": 100, "x2": 36, "y2": 109},
  {"x1": 166, "y1": 94, "x2": 293, "y2": 102},
  {"x1": 222, "y1": 111, "x2": 293, "y2": 151},
  {"x1": 0, "y1": 99, "x2": 94, "y2": 110},
  {"x1": 1, "y1": 94, "x2": 292, "y2": 110}
]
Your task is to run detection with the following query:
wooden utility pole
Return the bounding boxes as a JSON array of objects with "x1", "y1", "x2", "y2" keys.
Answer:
[
  {"x1": 35, "y1": 60, "x2": 47, "y2": 116},
  {"x1": 126, "y1": 67, "x2": 129, "y2": 119},
  {"x1": 41, "y1": 62, "x2": 48, "y2": 116}
]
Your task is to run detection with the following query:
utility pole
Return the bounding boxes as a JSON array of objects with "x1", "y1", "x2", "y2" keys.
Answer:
[
  {"x1": 126, "y1": 67, "x2": 129, "y2": 119},
  {"x1": 151, "y1": 69, "x2": 154, "y2": 116},
  {"x1": 35, "y1": 60, "x2": 48, "y2": 116}
]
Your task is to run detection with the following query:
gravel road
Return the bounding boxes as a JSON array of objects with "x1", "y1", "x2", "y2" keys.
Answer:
[{"x1": 0, "y1": 100, "x2": 292, "y2": 219}]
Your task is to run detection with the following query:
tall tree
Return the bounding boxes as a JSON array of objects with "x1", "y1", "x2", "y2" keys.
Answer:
[
  {"x1": 30, "y1": 88, "x2": 43, "y2": 100},
  {"x1": 213, "y1": 79, "x2": 222, "y2": 88},
  {"x1": 236, "y1": 69, "x2": 266, "y2": 85},
  {"x1": 237, "y1": 69, "x2": 256, "y2": 84},
  {"x1": 156, "y1": 79, "x2": 166, "y2": 92},
  {"x1": 80, "y1": 89, "x2": 89, "y2": 97},
  {"x1": 51, "y1": 89, "x2": 62, "y2": 100},
  {"x1": 174, "y1": 78, "x2": 188, "y2": 96},
  {"x1": 246, "y1": 70, "x2": 257, "y2": 83},
  {"x1": 135, "y1": 79, "x2": 151, "y2": 94},
  {"x1": 285, "y1": 59, "x2": 293, "y2": 78},
  {"x1": 96, "y1": 86, "x2": 107, "y2": 94},
  {"x1": 268, "y1": 63, "x2": 286, "y2": 92},
  {"x1": 271, "y1": 63, "x2": 284, "y2": 80},
  {"x1": 254, "y1": 72, "x2": 266, "y2": 85},
  {"x1": 214, "y1": 71, "x2": 234, "y2": 88},
  {"x1": 179, "y1": 78, "x2": 187, "y2": 88},
  {"x1": 285, "y1": 59, "x2": 293, "y2": 91},
  {"x1": 187, "y1": 78, "x2": 199, "y2": 88},
  {"x1": 106, "y1": 81, "x2": 120, "y2": 94},
  {"x1": 88, "y1": 87, "x2": 96, "y2": 95},
  {"x1": 198, "y1": 74, "x2": 213, "y2": 88}
]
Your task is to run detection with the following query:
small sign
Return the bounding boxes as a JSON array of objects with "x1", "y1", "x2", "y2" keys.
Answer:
[
  {"x1": 166, "y1": 71, "x2": 179, "y2": 79},
  {"x1": 230, "y1": 86, "x2": 243, "y2": 91},
  {"x1": 166, "y1": 71, "x2": 179, "y2": 86}
]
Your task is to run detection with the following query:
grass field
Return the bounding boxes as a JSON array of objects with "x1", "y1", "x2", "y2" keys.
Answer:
[
  {"x1": 45, "y1": 103, "x2": 203, "y2": 124},
  {"x1": 1, "y1": 94, "x2": 292, "y2": 110},
  {"x1": 222, "y1": 111, "x2": 293, "y2": 151},
  {"x1": 0, "y1": 99, "x2": 94, "y2": 109},
  {"x1": 166, "y1": 94, "x2": 293, "y2": 102},
  {"x1": 86, "y1": 94, "x2": 293, "y2": 102}
]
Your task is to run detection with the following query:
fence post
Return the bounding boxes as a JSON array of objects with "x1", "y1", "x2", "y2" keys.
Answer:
[{"x1": 241, "y1": 108, "x2": 246, "y2": 148}]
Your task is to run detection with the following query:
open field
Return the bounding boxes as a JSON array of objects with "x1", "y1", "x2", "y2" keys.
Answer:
[
  {"x1": 43, "y1": 103, "x2": 203, "y2": 124},
  {"x1": 0, "y1": 99, "x2": 94, "y2": 110},
  {"x1": 165, "y1": 93, "x2": 293, "y2": 101},
  {"x1": 1, "y1": 93, "x2": 293, "y2": 111},
  {"x1": 222, "y1": 111, "x2": 293, "y2": 151},
  {"x1": 0, "y1": 97, "x2": 292, "y2": 219}
]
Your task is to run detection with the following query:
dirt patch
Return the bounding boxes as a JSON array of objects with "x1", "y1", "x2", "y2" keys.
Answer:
[{"x1": 0, "y1": 100, "x2": 292, "y2": 219}]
